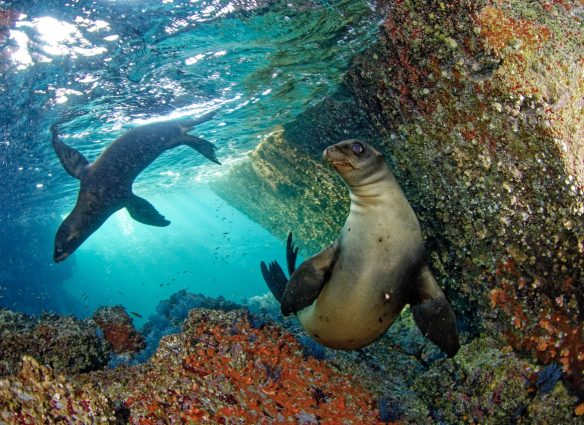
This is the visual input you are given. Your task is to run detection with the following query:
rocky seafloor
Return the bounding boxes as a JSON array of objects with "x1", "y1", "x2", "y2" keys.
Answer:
[{"x1": 0, "y1": 290, "x2": 583, "y2": 424}]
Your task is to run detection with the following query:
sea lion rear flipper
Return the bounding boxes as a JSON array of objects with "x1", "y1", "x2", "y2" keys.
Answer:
[
  {"x1": 260, "y1": 261, "x2": 288, "y2": 302},
  {"x1": 286, "y1": 232, "x2": 299, "y2": 276},
  {"x1": 125, "y1": 194, "x2": 170, "y2": 227},
  {"x1": 51, "y1": 124, "x2": 90, "y2": 179},
  {"x1": 260, "y1": 233, "x2": 299, "y2": 303},
  {"x1": 182, "y1": 135, "x2": 221, "y2": 165},
  {"x1": 280, "y1": 241, "x2": 339, "y2": 316},
  {"x1": 409, "y1": 263, "x2": 460, "y2": 357}
]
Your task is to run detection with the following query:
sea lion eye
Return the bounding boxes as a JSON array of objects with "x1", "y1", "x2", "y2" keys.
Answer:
[{"x1": 351, "y1": 142, "x2": 364, "y2": 156}]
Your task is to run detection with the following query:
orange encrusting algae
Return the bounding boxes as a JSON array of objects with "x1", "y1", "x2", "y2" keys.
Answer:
[
  {"x1": 490, "y1": 273, "x2": 584, "y2": 394},
  {"x1": 124, "y1": 309, "x2": 386, "y2": 424}
]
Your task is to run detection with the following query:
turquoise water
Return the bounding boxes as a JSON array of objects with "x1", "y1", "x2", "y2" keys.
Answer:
[
  {"x1": 0, "y1": 0, "x2": 378, "y2": 321},
  {"x1": 60, "y1": 186, "x2": 287, "y2": 328}
]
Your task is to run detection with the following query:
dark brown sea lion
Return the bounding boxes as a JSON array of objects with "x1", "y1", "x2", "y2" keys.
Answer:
[{"x1": 52, "y1": 112, "x2": 220, "y2": 262}]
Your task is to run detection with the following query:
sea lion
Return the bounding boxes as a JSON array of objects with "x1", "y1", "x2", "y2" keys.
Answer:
[
  {"x1": 261, "y1": 139, "x2": 459, "y2": 357},
  {"x1": 52, "y1": 112, "x2": 220, "y2": 262}
]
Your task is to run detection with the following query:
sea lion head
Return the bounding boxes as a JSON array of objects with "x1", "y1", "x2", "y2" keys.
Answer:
[
  {"x1": 54, "y1": 202, "x2": 108, "y2": 262},
  {"x1": 323, "y1": 139, "x2": 387, "y2": 187},
  {"x1": 54, "y1": 222, "x2": 83, "y2": 262}
]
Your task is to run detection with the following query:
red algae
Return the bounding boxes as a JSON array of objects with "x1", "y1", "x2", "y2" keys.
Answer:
[
  {"x1": 491, "y1": 277, "x2": 584, "y2": 393},
  {"x1": 93, "y1": 306, "x2": 145, "y2": 355}
]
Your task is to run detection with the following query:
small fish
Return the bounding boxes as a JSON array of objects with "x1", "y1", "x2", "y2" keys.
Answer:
[{"x1": 130, "y1": 311, "x2": 143, "y2": 318}]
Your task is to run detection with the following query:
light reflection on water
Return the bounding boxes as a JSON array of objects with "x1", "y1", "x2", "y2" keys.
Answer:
[{"x1": 2, "y1": 0, "x2": 380, "y2": 211}]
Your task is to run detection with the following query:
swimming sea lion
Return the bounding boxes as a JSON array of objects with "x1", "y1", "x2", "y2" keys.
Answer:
[
  {"x1": 52, "y1": 112, "x2": 220, "y2": 262},
  {"x1": 261, "y1": 139, "x2": 459, "y2": 357}
]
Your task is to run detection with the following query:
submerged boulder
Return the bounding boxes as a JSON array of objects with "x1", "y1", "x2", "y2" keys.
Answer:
[{"x1": 92, "y1": 306, "x2": 145, "y2": 356}]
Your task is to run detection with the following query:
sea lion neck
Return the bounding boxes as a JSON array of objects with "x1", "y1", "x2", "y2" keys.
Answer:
[{"x1": 345, "y1": 163, "x2": 394, "y2": 198}]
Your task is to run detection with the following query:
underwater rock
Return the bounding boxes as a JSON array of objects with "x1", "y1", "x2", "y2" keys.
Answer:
[
  {"x1": 211, "y1": 90, "x2": 377, "y2": 254},
  {"x1": 92, "y1": 306, "x2": 145, "y2": 356},
  {"x1": 248, "y1": 295, "x2": 444, "y2": 424},
  {"x1": 412, "y1": 337, "x2": 580, "y2": 424},
  {"x1": 122, "y1": 308, "x2": 383, "y2": 423},
  {"x1": 0, "y1": 308, "x2": 110, "y2": 376},
  {"x1": 0, "y1": 356, "x2": 115, "y2": 423},
  {"x1": 74, "y1": 308, "x2": 384, "y2": 423},
  {"x1": 344, "y1": 0, "x2": 584, "y2": 396},
  {"x1": 213, "y1": 130, "x2": 347, "y2": 254}
]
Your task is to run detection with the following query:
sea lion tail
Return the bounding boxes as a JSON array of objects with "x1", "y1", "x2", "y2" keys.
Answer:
[{"x1": 260, "y1": 261, "x2": 288, "y2": 303}]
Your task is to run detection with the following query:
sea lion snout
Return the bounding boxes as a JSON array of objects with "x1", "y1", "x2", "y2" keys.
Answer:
[
  {"x1": 323, "y1": 145, "x2": 355, "y2": 172},
  {"x1": 54, "y1": 250, "x2": 69, "y2": 263}
]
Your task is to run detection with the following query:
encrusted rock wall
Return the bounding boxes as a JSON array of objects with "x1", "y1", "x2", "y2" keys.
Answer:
[
  {"x1": 344, "y1": 0, "x2": 584, "y2": 394},
  {"x1": 212, "y1": 0, "x2": 584, "y2": 395}
]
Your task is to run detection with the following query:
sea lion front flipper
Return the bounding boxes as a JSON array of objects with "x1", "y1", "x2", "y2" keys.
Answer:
[
  {"x1": 51, "y1": 124, "x2": 90, "y2": 180},
  {"x1": 125, "y1": 194, "x2": 170, "y2": 227},
  {"x1": 181, "y1": 135, "x2": 221, "y2": 165},
  {"x1": 409, "y1": 263, "x2": 460, "y2": 357},
  {"x1": 280, "y1": 241, "x2": 339, "y2": 316}
]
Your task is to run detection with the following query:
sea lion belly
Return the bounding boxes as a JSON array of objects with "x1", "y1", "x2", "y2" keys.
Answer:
[{"x1": 297, "y1": 193, "x2": 423, "y2": 350}]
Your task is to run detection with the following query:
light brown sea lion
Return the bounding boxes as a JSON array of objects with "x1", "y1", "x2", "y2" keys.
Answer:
[{"x1": 261, "y1": 139, "x2": 459, "y2": 356}]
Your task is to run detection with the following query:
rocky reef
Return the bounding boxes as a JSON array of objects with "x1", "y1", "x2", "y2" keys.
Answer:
[
  {"x1": 211, "y1": 0, "x2": 584, "y2": 400},
  {"x1": 0, "y1": 308, "x2": 110, "y2": 376},
  {"x1": 0, "y1": 308, "x2": 386, "y2": 424},
  {"x1": 345, "y1": 0, "x2": 584, "y2": 396},
  {"x1": 1, "y1": 304, "x2": 582, "y2": 423}
]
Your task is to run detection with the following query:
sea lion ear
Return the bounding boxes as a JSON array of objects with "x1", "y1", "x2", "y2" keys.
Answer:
[{"x1": 377, "y1": 152, "x2": 384, "y2": 158}]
